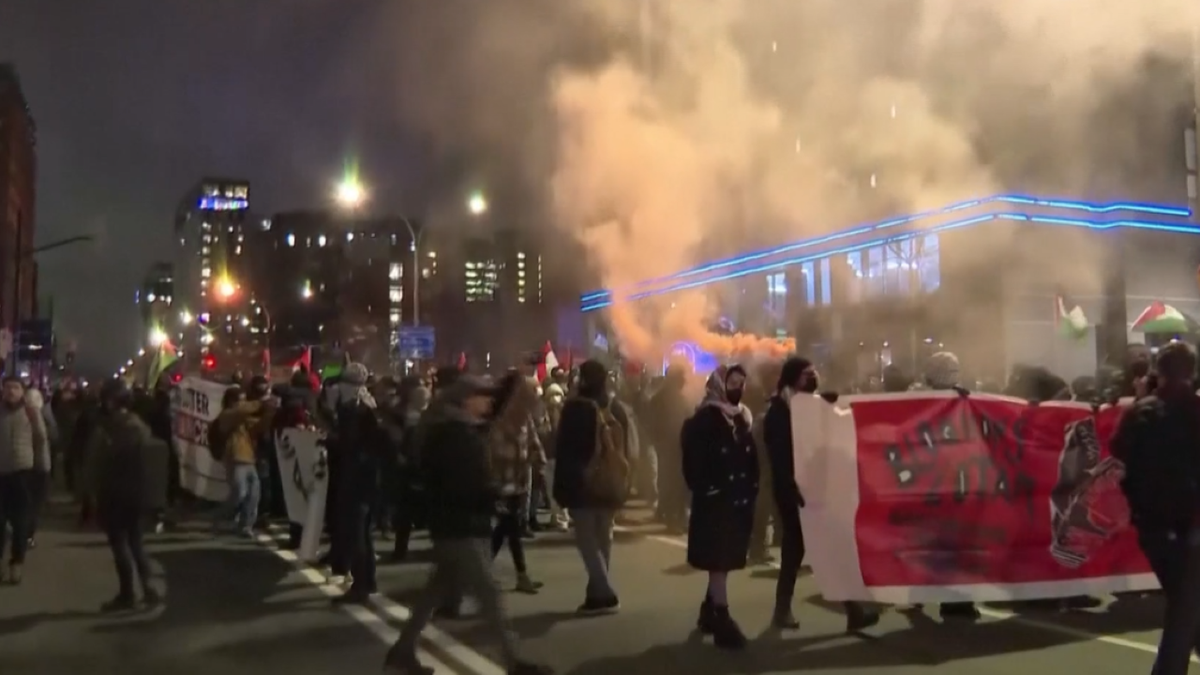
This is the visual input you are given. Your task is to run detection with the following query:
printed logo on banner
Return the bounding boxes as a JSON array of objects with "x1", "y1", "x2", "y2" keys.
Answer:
[{"x1": 1049, "y1": 418, "x2": 1129, "y2": 568}]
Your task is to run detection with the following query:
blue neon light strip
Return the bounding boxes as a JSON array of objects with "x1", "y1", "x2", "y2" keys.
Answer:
[
  {"x1": 579, "y1": 212, "x2": 1200, "y2": 312},
  {"x1": 578, "y1": 194, "x2": 1192, "y2": 305}
]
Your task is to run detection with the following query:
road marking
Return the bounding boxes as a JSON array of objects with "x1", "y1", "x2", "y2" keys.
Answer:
[
  {"x1": 370, "y1": 595, "x2": 506, "y2": 675},
  {"x1": 620, "y1": 526, "x2": 1181, "y2": 661},
  {"x1": 256, "y1": 535, "x2": 461, "y2": 674}
]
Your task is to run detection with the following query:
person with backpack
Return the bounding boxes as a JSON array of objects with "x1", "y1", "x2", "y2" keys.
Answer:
[
  {"x1": 681, "y1": 365, "x2": 759, "y2": 650},
  {"x1": 553, "y1": 359, "x2": 631, "y2": 615},
  {"x1": 1112, "y1": 341, "x2": 1200, "y2": 675}
]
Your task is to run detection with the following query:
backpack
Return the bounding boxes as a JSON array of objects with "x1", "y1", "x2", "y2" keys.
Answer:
[
  {"x1": 1117, "y1": 395, "x2": 1200, "y2": 532},
  {"x1": 583, "y1": 399, "x2": 631, "y2": 504}
]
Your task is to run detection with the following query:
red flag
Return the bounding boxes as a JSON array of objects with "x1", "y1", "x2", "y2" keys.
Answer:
[
  {"x1": 563, "y1": 344, "x2": 573, "y2": 372},
  {"x1": 457, "y1": 352, "x2": 467, "y2": 371},
  {"x1": 261, "y1": 348, "x2": 271, "y2": 374},
  {"x1": 536, "y1": 341, "x2": 559, "y2": 381}
]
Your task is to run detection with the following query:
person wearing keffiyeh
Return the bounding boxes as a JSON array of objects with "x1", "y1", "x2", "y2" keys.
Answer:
[{"x1": 681, "y1": 364, "x2": 759, "y2": 650}]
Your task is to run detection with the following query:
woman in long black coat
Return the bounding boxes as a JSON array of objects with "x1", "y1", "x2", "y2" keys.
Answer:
[{"x1": 683, "y1": 364, "x2": 759, "y2": 650}]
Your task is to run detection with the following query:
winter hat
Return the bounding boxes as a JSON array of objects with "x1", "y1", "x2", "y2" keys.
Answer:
[{"x1": 924, "y1": 352, "x2": 960, "y2": 390}]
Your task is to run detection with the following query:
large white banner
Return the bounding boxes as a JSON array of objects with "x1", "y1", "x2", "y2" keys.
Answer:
[
  {"x1": 170, "y1": 376, "x2": 229, "y2": 502},
  {"x1": 792, "y1": 391, "x2": 1155, "y2": 604},
  {"x1": 275, "y1": 427, "x2": 330, "y2": 562}
]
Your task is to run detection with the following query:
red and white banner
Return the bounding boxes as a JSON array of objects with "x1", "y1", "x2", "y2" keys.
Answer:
[{"x1": 792, "y1": 391, "x2": 1157, "y2": 603}]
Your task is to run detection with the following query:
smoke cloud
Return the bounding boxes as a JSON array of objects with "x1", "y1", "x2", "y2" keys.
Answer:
[{"x1": 369, "y1": 0, "x2": 1197, "y2": 365}]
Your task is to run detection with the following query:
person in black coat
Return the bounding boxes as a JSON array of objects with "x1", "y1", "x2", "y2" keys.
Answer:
[
  {"x1": 683, "y1": 364, "x2": 759, "y2": 650},
  {"x1": 553, "y1": 359, "x2": 631, "y2": 615},
  {"x1": 764, "y1": 357, "x2": 880, "y2": 632}
]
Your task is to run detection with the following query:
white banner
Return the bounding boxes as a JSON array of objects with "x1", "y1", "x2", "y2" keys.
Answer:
[
  {"x1": 170, "y1": 377, "x2": 229, "y2": 502},
  {"x1": 275, "y1": 427, "x2": 329, "y2": 562}
]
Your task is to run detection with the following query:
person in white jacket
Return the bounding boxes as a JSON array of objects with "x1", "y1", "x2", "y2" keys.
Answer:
[{"x1": 23, "y1": 387, "x2": 52, "y2": 548}]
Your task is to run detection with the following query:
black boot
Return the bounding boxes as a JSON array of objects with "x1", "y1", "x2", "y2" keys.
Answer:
[
  {"x1": 772, "y1": 603, "x2": 800, "y2": 630},
  {"x1": 696, "y1": 597, "x2": 716, "y2": 634},
  {"x1": 845, "y1": 602, "x2": 881, "y2": 633},
  {"x1": 710, "y1": 605, "x2": 747, "y2": 650}
]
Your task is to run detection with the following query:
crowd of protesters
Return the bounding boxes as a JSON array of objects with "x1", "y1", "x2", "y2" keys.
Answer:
[{"x1": 1, "y1": 340, "x2": 1196, "y2": 675}]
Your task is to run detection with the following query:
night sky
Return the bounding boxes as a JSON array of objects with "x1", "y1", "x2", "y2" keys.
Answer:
[{"x1": 0, "y1": 1, "x2": 532, "y2": 373}]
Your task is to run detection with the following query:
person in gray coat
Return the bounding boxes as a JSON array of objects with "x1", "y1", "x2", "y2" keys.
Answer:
[{"x1": 0, "y1": 376, "x2": 45, "y2": 585}]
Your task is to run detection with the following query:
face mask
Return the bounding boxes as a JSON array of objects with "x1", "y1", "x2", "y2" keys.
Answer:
[
  {"x1": 797, "y1": 374, "x2": 819, "y2": 394},
  {"x1": 726, "y1": 388, "x2": 743, "y2": 406}
]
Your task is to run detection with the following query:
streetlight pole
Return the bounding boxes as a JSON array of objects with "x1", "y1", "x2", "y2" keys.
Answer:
[
  {"x1": 400, "y1": 217, "x2": 422, "y2": 326},
  {"x1": 9, "y1": 233, "x2": 95, "y2": 375}
]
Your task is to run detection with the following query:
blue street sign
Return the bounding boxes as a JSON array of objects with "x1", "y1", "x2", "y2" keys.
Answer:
[{"x1": 397, "y1": 325, "x2": 435, "y2": 359}]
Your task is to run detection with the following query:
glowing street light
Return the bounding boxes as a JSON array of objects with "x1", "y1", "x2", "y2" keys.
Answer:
[
  {"x1": 301, "y1": 281, "x2": 313, "y2": 300},
  {"x1": 180, "y1": 310, "x2": 193, "y2": 325},
  {"x1": 467, "y1": 191, "x2": 488, "y2": 216},
  {"x1": 216, "y1": 277, "x2": 237, "y2": 300},
  {"x1": 336, "y1": 179, "x2": 367, "y2": 209},
  {"x1": 148, "y1": 327, "x2": 168, "y2": 347}
]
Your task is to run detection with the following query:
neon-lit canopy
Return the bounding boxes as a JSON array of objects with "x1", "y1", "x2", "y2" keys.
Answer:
[{"x1": 579, "y1": 194, "x2": 1195, "y2": 312}]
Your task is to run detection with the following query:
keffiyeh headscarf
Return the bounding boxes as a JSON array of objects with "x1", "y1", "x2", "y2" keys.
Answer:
[
  {"x1": 328, "y1": 362, "x2": 377, "y2": 410},
  {"x1": 701, "y1": 365, "x2": 749, "y2": 421}
]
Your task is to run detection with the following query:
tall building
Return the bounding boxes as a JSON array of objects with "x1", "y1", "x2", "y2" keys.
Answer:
[
  {"x1": 437, "y1": 228, "x2": 553, "y2": 370},
  {"x1": 135, "y1": 261, "x2": 173, "y2": 343},
  {"x1": 173, "y1": 178, "x2": 255, "y2": 369},
  {"x1": 243, "y1": 210, "x2": 427, "y2": 373},
  {"x1": 0, "y1": 64, "x2": 37, "y2": 340}
]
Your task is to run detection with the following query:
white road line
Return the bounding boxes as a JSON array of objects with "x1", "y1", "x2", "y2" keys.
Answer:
[
  {"x1": 370, "y1": 595, "x2": 506, "y2": 675},
  {"x1": 256, "y1": 536, "x2": 459, "y2": 674},
  {"x1": 622, "y1": 527, "x2": 1183, "y2": 661}
]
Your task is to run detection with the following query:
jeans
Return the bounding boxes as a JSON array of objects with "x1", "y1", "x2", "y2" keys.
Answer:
[
  {"x1": 25, "y1": 470, "x2": 49, "y2": 540},
  {"x1": 0, "y1": 471, "x2": 30, "y2": 563},
  {"x1": 103, "y1": 503, "x2": 152, "y2": 599},
  {"x1": 1139, "y1": 528, "x2": 1200, "y2": 675},
  {"x1": 573, "y1": 508, "x2": 616, "y2": 600},
  {"x1": 220, "y1": 463, "x2": 261, "y2": 531},
  {"x1": 386, "y1": 539, "x2": 520, "y2": 670}
]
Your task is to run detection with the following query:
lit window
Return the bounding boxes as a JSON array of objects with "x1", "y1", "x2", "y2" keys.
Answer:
[
  {"x1": 820, "y1": 259, "x2": 832, "y2": 305},
  {"x1": 389, "y1": 264, "x2": 401, "y2": 280},
  {"x1": 389, "y1": 312, "x2": 401, "y2": 325},
  {"x1": 286, "y1": 233, "x2": 295, "y2": 247},
  {"x1": 234, "y1": 246, "x2": 242, "y2": 255},
  {"x1": 389, "y1": 288, "x2": 402, "y2": 303},
  {"x1": 347, "y1": 232, "x2": 355, "y2": 242},
  {"x1": 318, "y1": 235, "x2": 327, "y2": 247},
  {"x1": 201, "y1": 267, "x2": 211, "y2": 278}
]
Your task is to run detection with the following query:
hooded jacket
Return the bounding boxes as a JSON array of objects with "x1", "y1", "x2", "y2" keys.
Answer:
[{"x1": 552, "y1": 360, "x2": 632, "y2": 510}]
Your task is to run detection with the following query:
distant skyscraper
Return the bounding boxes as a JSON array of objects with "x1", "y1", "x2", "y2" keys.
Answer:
[
  {"x1": 135, "y1": 261, "x2": 173, "y2": 342},
  {"x1": 0, "y1": 64, "x2": 37, "y2": 339},
  {"x1": 173, "y1": 178, "x2": 254, "y2": 368}
]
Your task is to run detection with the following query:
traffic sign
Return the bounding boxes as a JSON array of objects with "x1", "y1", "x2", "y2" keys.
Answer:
[{"x1": 397, "y1": 325, "x2": 435, "y2": 359}]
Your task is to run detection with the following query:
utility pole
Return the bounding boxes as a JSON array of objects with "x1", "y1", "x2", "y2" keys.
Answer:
[{"x1": 8, "y1": 234, "x2": 94, "y2": 374}]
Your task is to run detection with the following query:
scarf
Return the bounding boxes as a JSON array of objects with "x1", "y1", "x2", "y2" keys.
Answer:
[{"x1": 701, "y1": 367, "x2": 747, "y2": 420}]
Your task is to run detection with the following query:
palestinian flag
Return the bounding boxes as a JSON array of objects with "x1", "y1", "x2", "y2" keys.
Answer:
[
  {"x1": 147, "y1": 339, "x2": 179, "y2": 386},
  {"x1": 1054, "y1": 291, "x2": 1089, "y2": 340},
  {"x1": 1131, "y1": 301, "x2": 1196, "y2": 335}
]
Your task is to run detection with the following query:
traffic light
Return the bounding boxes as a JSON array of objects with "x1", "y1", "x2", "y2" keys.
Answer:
[{"x1": 201, "y1": 353, "x2": 217, "y2": 370}]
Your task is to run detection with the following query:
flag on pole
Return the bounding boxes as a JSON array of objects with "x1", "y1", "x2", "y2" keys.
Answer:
[
  {"x1": 147, "y1": 339, "x2": 179, "y2": 387},
  {"x1": 537, "y1": 341, "x2": 559, "y2": 381},
  {"x1": 1054, "y1": 290, "x2": 1089, "y2": 340}
]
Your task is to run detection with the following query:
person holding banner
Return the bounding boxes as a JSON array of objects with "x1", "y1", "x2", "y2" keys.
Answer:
[
  {"x1": 763, "y1": 357, "x2": 880, "y2": 633},
  {"x1": 682, "y1": 365, "x2": 759, "y2": 651}
]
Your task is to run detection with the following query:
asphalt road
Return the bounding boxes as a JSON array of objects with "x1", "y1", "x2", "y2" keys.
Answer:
[{"x1": 2, "y1": 504, "x2": 1190, "y2": 675}]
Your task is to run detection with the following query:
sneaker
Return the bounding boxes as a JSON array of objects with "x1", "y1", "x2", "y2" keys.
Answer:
[
  {"x1": 845, "y1": 604, "x2": 880, "y2": 633},
  {"x1": 101, "y1": 595, "x2": 138, "y2": 613},
  {"x1": 576, "y1": 596, "x2": 620, "y2": 615}
]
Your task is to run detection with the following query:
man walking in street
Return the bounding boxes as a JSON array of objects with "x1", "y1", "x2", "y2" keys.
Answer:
[
  {"x1": 383, "y1": 375, "x2": 549, "y2": 675},
  {"x1": 0, "y1": 376, "x2": 44, "y2": 584}
]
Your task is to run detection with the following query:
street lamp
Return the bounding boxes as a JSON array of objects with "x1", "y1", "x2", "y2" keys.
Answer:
[
  {"x1": 336, "y1": 179, "x2": 366, "y2": 209},
  {"x1": 216, "y1": 277, "x2": 237, "y2": 300},
  {"x1": 148, "y1": 327, "x2": 167, "y2": 347},
  {"x1": 467, "y1": 191, "x2": 488, "y2": 216}
]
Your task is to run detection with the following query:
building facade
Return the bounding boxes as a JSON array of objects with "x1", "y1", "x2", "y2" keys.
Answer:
[
  {"x1": 578, "y1": 195, "x2": 1200, "y2": 385},
  {"x1": 0, "y1": 64, "x2": 37, "y2": 341},
  {"x1": 173, "y1": 178, "x2": 257, "y2": 371},
  {"x1": 243, "y1": 210, "x2": 424, "y2": 373},
  {"x1": 135, "y1": 261, "x2": 174, "y2": 343}
]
